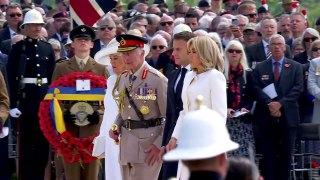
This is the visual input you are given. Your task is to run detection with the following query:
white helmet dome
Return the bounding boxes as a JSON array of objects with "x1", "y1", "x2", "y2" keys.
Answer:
[{"x1": 20, "y1": 9, "x2": 45, "y2": 29}]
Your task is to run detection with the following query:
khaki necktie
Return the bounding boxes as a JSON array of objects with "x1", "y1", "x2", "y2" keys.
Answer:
[{"x1": 79, "y1": 60, "x2": 85, "y2": 70}]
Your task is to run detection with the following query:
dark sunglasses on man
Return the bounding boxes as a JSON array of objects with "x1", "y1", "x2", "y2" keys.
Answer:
[
  {"x1": 152, "y1": 45, "x2": 166, "y2": 50},
  {"x1": 160, "y1": 21, "x2": 173, "y2": 26},
  {"x1": 0, "y1": 4, "x2": 8, "y2": 8},
  {"x1": 99, "y1": 26, "x2": 114, "y2": 31},
  {"x1": 9, "y1": 13, "x2": 22, "y2": 18},
  {"x1": 244, "y1": 13, "x2": 257, "y2": 18}
]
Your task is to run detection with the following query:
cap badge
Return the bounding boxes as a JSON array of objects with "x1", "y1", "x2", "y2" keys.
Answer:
[
  {"x1": 120, "y1": 37, "x2": 126, "y2": 46},
  {"x1": 81, "y1": 28, "x2": 86, "y2": 32}
]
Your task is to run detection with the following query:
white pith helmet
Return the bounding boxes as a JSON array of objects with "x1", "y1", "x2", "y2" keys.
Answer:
[{"x1": 20, "y1": 9, "x2": 45, "y2": 29}]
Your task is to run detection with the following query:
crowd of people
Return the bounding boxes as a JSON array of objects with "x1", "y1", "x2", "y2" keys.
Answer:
[{"x1": 1, "y1": 0, "x2": 320, "y2": 179}]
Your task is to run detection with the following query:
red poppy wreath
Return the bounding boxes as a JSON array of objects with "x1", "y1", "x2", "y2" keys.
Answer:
[{"x1": 39, "y1": 72, "x2": 107, "y2": 163}]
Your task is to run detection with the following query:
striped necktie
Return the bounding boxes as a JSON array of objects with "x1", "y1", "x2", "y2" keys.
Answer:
[{"x1": 266, "y1": 45, "x2": 271, "y2": 59}]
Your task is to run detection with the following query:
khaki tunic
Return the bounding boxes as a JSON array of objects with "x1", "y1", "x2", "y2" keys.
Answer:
[
  {"x1": 114, "y1": 62, "x2": 168, "y2": 180},
  {"x1": 51, "y1": 57, "x2": 108, "y2": 180},
  {"x1": 0, "y1": 71, "x2": 9, "y2": 123},
  {"x1": 52, "y1": 57, "x2": 108, "y2": 81}
]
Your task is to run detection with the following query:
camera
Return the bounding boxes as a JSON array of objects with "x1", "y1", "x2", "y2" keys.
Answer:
[{"x1": 232, "y1": 18, "x2": 239, "y2": 26}]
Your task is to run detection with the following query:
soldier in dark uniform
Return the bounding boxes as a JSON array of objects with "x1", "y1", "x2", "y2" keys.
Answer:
[{"x1": 6, "y1": 9, "x2": 56, "y2": 180}]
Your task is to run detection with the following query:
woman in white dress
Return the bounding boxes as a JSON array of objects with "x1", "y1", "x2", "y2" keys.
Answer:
[
  {"x1": 92, "y1": 38, "x2": 126, "y2": 180},
  {"x1": 165, "y1": 36, "x2": 227, "y2": 180}
]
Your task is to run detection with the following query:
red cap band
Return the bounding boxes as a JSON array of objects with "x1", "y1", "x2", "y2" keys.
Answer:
[{"x1": 119, "y1": 38, "x2": 144, "y2": 48}]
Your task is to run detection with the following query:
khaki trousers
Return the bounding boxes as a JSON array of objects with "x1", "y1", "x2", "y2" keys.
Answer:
[
  {"x1": 121, "y1": 162, "x2": 162, "y2": 180},
  {"x1": 63, "y1": 158, "x2": 100, "y2": 180}
]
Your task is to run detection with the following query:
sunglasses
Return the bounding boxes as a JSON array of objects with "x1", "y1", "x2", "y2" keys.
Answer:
[
  {"x1": 160, "y1": 21, "x2": 173, "y2": 26},
  {"x1": 0, "y1": 4, "x2": 8, "y2": 8},
  {"x1": 244, "y1": 13, "x2": 257, "y2": 18},
  {"x1": 304, "y1": 37, "x2": 318, "y2": 42},
  {"x1": 99, "y1": 26, "x2": 114, "y2": 31},
  {"x1": 312, "y1": 47, "x2": 320, "y2": 52},
  {"x1": 9, "y1": 13, "x2": 22, "y2": 18},
  {"x1": 227, "y1": 49, "x2": 242, "y2": 54},
  {"x1": 152, "y1": 45, "x2": 166, "y2": 50}
]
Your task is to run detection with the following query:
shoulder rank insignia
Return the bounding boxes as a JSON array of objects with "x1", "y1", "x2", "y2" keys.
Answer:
[{"x1": 141, "y1": 69, "x2": 148, "y2": 80}]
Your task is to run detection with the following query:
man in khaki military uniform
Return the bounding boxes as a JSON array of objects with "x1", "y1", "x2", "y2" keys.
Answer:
[
  {"x1": 110, "y1": 34, "x2": 168, "y2": 180},
  {"x1": 0, "y1": 71, "x2": 9, "y2": 130},
  {"x1": 52, "y1": 25, "x2": 108, "y2": 180}
]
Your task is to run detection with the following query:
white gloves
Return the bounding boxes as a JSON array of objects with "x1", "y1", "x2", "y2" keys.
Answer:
[{"x1": 10, "y1": 108, "x2": 22, "y2": 118}]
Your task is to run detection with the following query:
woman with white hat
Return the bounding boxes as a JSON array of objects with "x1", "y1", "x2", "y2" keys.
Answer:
[{"x1": 92, "y1": 37, "x2": 126, "y2": 180}]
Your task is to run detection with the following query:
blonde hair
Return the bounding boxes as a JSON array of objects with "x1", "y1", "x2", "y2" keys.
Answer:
[
  {"x1": 187, "y1": 36, "x2": 224, "y2": 73},
  {"x1": 224, "y1": 40, "x2": 250, "y2": 83}
]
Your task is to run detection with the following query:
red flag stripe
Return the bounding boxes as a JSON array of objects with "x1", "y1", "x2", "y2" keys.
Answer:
[{"x1": 70, "y1": 0, "x2": 101, "y2": 26}]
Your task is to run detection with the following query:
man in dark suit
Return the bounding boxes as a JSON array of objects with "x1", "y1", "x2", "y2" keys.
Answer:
[
  {"x1": 0, "y1": 32, "x2": 23, "y2": 55},
  {"x1": 50, "y1": 11, "x2": 69, "y2": 42},
  {"x1": 0, "y1": 3, "x2": 23, "y2": 43},
  {"x1": 161, "y1": 31, "x2": 195, "y2": 180},
  {"x1": 49, "y1": 11, "x2": 70, "y2": 58},
  {"x1": 0, "y1": 53, "x2": 7, "y2": 77},
  {"x1": 251, "y1": 34, "x2": 304, "y2": 180},
  {"x1": 245, "y1": 17, "x2": 291, "y2": 69},
  {"x1": 286, "y1": 12, "x2": 307, "y2": 48},
  {"x1": 90, "y1": 15, "x2": 116, "y2": 58}
]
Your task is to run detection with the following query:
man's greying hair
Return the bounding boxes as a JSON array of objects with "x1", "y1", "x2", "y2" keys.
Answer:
[{"x1": 269, "y1": 34, "x2": 285, "y2": 45}]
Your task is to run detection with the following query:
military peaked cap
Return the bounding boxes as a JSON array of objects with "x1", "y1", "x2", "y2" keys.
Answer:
[{"x1": 70, "y1": 25, "x2": 95, "y2": 41}]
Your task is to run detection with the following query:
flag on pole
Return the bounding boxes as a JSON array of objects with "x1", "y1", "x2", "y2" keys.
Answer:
[{"x1": 70, "y1": 0, "x2": 117, "y2": 27}]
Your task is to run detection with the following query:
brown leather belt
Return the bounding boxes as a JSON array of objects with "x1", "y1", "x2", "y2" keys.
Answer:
[{"x1": 123, "y1": 118, "x2": 162, "y2": 130}]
